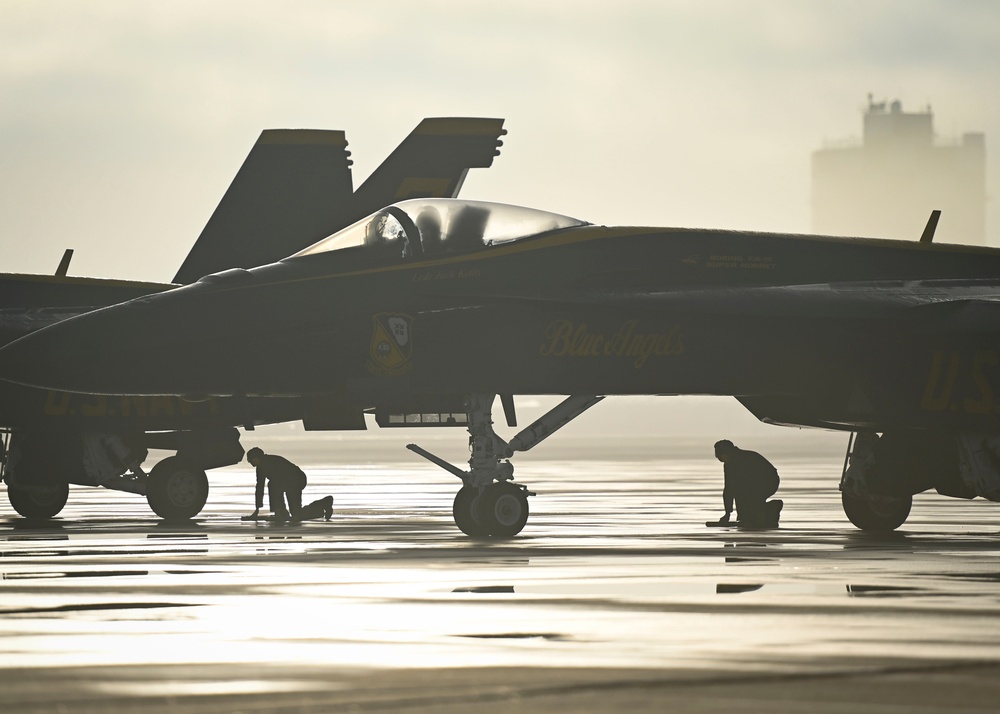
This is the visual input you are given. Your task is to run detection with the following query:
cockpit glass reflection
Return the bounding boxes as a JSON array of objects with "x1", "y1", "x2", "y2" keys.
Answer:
[{"x1": 291, "y1": 198, "x2": 588, "y2": 260}]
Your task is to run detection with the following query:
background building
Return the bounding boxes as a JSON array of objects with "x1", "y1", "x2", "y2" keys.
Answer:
[{"x1": 812, "y1": 96, "x2": 986, "y2": 244}]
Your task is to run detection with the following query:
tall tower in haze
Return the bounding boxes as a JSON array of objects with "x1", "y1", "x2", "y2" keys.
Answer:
[{"x1": 812, "y1": 96, "x2": 986, "y2": 244}]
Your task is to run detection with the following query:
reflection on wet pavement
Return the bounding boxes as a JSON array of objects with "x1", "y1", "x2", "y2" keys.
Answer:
[
  {"x1": 716, "y1": 583, "x2": 764, "y2": 594},
  {"x1": 0, "y1": 458, "x2": 999, "y2": 710}
]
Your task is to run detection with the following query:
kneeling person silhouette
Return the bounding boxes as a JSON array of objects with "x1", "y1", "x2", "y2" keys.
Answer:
[
  {"x1": 241, "y1": 447, "x2": 333, "y2": 522},
  {"x1": 712, "y1": 439, "x2": 783, "y2": 529}
]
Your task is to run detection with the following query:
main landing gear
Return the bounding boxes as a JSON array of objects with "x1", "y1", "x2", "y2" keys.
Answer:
[
  {"x1": 1, "y1": 454, "x2": 209, "y2": 521},
  {"x1": 1, "y1": 427, "x2": 235, "y2": 521},
  {"x1": 840, "y1": 431, "x2": 914, "y2": 532},
  {"x1": 841, "y1": 489, "x2": 912, "y2": 532},
  {"x1": 7, "y1": 482, "x2": 70, "y2": 520},
  {"x1": 146, "y1": 457, "x2": 210, "y2": 521},
  {"x1": 408, "y1": 393, "x2": 604, "y2": 538}
]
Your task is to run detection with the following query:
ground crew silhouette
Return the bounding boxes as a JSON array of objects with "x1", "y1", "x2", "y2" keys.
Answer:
[
  {"x1": 713, "y1": 439, "x2": 782, "y2": 528},
  {"x1": 241, "y1": 447, "x2": 333, "y2": 522}
]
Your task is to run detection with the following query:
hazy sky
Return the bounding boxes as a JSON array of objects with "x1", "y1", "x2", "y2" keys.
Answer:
[{"x1": 2, "y1": 0, "x2": 998, "y2": 282}]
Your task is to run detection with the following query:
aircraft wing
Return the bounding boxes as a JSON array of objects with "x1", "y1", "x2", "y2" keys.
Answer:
[
  {"x1": 0, "y1": 273, "x2": 172, "y2": 346},
  {"x1": 0, "y1": 306, "x2": 94, "y2": 346}
]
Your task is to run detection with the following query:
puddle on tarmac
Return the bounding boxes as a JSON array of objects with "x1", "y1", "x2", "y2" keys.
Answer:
[
  {"x1": 0, "y1": 602, "x2": 200, "y2": 616},
  {"x1": 514, "y1": 580, "x2": 939, "y2": 599},
  {"x1": 94, "y1": 679, "x2": 341, "y2": 697},
  {"x1": 716, "y1": 584, "x2": 765, "y2": 594},
  {"x1": 458, "y1": 632, "x2": 571, "y2": 641}
]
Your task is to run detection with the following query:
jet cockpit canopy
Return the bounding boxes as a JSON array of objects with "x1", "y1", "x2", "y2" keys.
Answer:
[{"x1": 292, "y1": 198, "x2": 588, "y2": 260}]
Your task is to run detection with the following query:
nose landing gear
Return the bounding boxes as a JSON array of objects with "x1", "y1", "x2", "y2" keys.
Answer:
[{"x1": 409, "y1": 393, "x2": 603, "y2": 538}]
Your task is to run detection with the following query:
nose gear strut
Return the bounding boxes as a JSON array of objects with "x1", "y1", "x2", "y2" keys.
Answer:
[{"x1": 407, "y1": 393, "x2": 603, "y2": 537}]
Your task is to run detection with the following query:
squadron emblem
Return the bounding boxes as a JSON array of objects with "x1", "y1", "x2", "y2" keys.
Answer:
[{"x1": 366, "y1": 312, "x2": 414, "y2": 376}]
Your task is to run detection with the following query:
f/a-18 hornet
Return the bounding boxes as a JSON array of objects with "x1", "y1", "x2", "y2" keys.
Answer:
[
  {"x1": 0, "y1": 118, "x2": 506, "y2": 520},
  {"x1": 3, "y1": 185, "x2": 1000, "y2": 536}
]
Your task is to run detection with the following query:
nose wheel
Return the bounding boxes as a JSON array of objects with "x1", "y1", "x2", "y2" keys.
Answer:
[
  {"x1": 453, "y1": 485, "x2": 489, "y2": 537},
  {"x1": 480, "y1": 481, "x2": 530, "y2": 537},
  {"x1": 453, "y1": 482, "x2": 530, "y2": 538},
  {"x1": 408, "y1": 390, "x2": 533, "y2": 538},
  {"x1": 410, "y1": 393, "x2": 603, "y2": 538}
]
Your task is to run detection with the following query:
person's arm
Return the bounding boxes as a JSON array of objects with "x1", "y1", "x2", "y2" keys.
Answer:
[
  {"x1": 242, "y1": 470, "x2": 265, "y2": 520},
  {"x1": 721, "y1": 465, "x2": 734, "y2": 521}
]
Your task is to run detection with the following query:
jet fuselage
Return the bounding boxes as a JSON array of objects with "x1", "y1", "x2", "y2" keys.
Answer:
[{"x1": 6, "y1": 200, "x2": 1000, "y2": 435}]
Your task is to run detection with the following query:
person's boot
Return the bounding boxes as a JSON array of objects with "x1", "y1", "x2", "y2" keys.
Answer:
[
  {"x1": 323, "y1": 496, "x2": 334, "y2": 521},
  {"x1": 766, "y1": 499, "x2": 783, "y2": 528}
]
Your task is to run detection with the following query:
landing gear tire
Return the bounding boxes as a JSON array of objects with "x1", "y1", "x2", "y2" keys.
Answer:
[
  {"x1": 842, "y1": 490, "x2": 912, "y2": 532},
  {"x1": 7, "y1": 482, "x2": 69, "y2": 519},
  {"x1": 481, "y1": 482, "x2": 529, "y2": 538},
  {"x1": 453, "y1": 486, "x2": 489, "y2": 537},
  {"x1": 146, "y1": 457, "x2": 208, "y2": 520}
]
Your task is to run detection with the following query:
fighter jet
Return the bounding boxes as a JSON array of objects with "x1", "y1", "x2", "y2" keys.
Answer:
[
  {"x1": 4, "y1": 193, "x2": 1000, "y2": 537},
  {"x1": 0, "y1": 119, "x2": 506, "y2": 520}
]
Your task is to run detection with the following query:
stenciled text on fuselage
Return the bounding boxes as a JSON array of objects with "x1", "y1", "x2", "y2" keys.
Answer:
[{"x1": 540, "y1": 319, "x2": 683, "y2": 368}]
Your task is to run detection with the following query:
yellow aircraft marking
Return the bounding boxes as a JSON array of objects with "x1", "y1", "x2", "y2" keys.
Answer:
[
  {"x1": 540, "y1": 319, "x2": 684, "y2": 369},
  {"x1": 259, "y1": 129, "x2": 348, "y2": 146},
  {"x1": 194, "y1": 223, "x2": 1000, "y2": 298},
  {"x1": 920, "y1": 349, "x2": 1000, "y2": 415},
  {"x1": 201, "y1": 225, "x2": 634, "y2": 295},
  {"x1": 5, "y1": 273, "x2": 172, "y2": 289},
  {"x1": 43, "y1": 392, "x2": 219, "y2": 418},
  {"x1": 415, "y1": 118, "x2": 505, "y2": 136}
]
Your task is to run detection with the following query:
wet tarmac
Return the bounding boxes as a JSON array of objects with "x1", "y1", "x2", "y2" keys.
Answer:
[{"x1": 2, "y1": 455, "x2": 1000, "y2": 712}]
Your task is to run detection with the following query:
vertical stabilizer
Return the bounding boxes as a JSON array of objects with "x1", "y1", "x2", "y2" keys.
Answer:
[
  {"x1": 348, "y1": 118, "x2": 505, "y2": 225},
  {"x1": 173, "y1": 119, "x2": 506, "y2": 283},
  {"x1": 173, "y1": 130, "x2": 353, "y2": 283}
]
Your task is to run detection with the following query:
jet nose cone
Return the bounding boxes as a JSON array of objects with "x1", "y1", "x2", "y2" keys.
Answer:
[
  {"x1": 0, "y1": 306, "x2": 131, "y2": 393},
  {"x1": 0, "y1": 330, "x2": 54, "y2": 389},
  {"x1": 0, "y1": 285, "x2": 262, "y2": 396}
]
